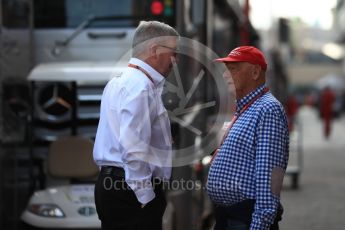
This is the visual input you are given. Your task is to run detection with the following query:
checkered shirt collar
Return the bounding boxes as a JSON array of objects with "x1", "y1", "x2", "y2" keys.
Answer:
[{"x1": 236, "y1": 84, "x2": 267, "y2": 114}]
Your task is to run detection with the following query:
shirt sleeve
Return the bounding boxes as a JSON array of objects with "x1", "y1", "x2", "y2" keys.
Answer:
[
  {"x1": 118, "y1": 87, "x2": 155, "y2": 205},
  {"x1": 250, "y1": 109, "x2": 289, "y2": 230}
]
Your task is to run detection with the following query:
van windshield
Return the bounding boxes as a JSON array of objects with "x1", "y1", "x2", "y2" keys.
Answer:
[{"x1": 33, "y1": 0, "x2": 175, "y2": 28}]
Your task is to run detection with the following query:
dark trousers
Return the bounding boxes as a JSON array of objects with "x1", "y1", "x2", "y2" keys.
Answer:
[
  {"x1": 94, "y1": 166, "x2": 166, "y2": 230},
  {"x1": 214, "y1": 201, "x2": 280, "y2": 230}
]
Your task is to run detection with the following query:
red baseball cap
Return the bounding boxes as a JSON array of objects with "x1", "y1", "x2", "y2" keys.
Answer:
[{"x1": 214, "y1": 46, "x2": 267, "y2": 70}]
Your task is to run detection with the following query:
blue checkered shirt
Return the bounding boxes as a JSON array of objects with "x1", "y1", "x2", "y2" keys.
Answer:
[{"x1": 207, "y1": 85, "x2": 289, "y2": 230}]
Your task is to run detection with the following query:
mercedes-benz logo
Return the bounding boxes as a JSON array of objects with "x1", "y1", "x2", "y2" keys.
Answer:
[{"x1": 37, "y1": 83, "x2": 74, "y2": 121}]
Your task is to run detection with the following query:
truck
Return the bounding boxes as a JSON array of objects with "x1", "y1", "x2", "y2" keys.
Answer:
[{"x1": 0, "y1": 1, "x2": 290, "y2": 229}]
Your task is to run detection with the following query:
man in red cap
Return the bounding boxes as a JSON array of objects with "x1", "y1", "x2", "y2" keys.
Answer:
[{"x1": 207, "y1": 46, "x2": 289, "y2": 230}]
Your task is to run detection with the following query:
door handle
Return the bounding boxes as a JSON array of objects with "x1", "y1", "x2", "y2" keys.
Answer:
[{"x1": 87, "y1": 32, "x2": 127, "y2": 39}]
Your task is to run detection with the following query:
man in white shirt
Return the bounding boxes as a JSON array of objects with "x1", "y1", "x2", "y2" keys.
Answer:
[{"x1": 93, "y1": 21, "x2": 179, "y2": 230}]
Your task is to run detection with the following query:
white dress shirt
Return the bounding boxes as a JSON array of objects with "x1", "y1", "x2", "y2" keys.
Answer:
[{"x1": 93, "y1": 58, "x2": 172, "y2": 205}]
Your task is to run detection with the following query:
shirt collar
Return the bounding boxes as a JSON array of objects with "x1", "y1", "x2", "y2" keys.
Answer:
[
  {"x1": 129, "y1": 58, "x2": 165, "y2": 87},
  {"x1": 236, "y1": 84, "x2": 267, "y2": 113}
]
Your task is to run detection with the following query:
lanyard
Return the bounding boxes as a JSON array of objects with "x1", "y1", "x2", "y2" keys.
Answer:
[
  {"x1": 210, "y1": 87, "x2": 269, "y2": 163},
  {"x1": 128, "y1": 63, "x2": 154, "y2": 84}
]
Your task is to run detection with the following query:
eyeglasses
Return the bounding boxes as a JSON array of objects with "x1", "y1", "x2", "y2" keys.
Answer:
[{"x1": 158, "y1": 45, "x2": 179, "y2": 54}]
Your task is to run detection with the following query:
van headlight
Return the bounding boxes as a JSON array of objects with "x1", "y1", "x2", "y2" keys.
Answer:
[{"x1": 28, "y1": 204, "x2": 65, "y2": 218}]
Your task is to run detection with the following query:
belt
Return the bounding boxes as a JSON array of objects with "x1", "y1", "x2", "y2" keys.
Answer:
[
  {"x1": 215, "y1": 199, "x2": 283, "y2": 225},
  {"x1": 100, "y1": 166, "x2": 125, "y2": 178}
]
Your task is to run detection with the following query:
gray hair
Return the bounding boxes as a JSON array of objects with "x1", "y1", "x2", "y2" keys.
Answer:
[{"x1": 132, "y1": 21, "x2": 179, "y2": 57}]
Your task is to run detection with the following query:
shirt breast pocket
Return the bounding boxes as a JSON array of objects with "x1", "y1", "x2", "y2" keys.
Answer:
[
  {"x1": 152, "y1": 91, "x2": 168, "y2": 118},
  {"x1": 152, "y1": 99, "x2": 172, "y2": 146},
  {"x1": 156, "y1": 103, "x2": 169, "y2": 122}
]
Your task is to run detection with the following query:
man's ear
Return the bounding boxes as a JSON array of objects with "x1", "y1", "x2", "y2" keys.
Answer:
[
  {"x1": 252, "y1": 65, "x2": 261, "y2": 80},
  {"x1": 149, "y1": 43, "x2": 159, "y2": 59}
]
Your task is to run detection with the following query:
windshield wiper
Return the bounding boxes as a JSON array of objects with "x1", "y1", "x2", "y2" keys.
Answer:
[
  {"x1": 51, "y1": 15, "x2": 159, "y2": 56},
  {"x1": 51, "y1": 15, "x2": 95, "y2": 56}
]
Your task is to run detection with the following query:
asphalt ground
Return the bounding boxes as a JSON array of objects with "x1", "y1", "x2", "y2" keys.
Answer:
[{"x1": 280, "y1": 106, "x2": 345, "y2": 230}]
